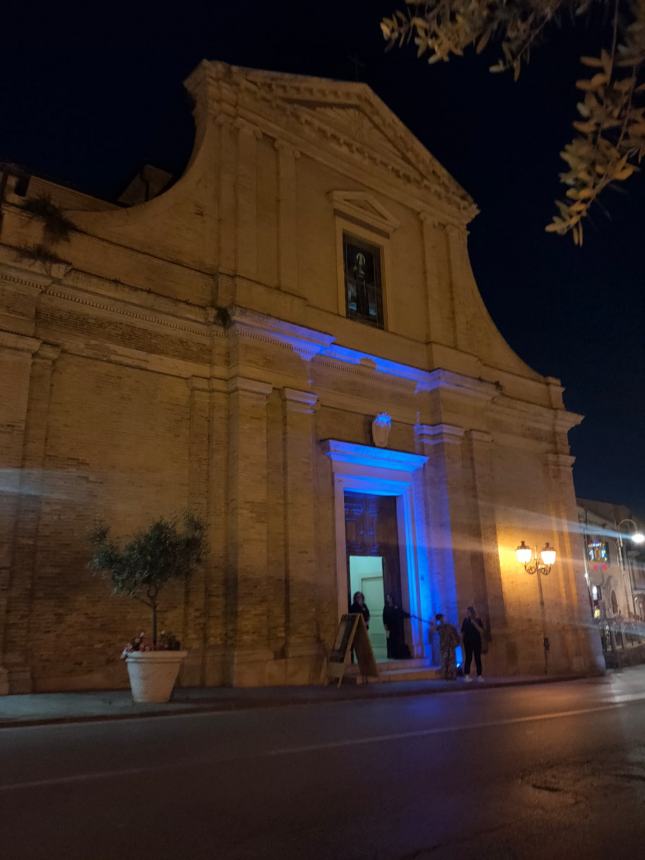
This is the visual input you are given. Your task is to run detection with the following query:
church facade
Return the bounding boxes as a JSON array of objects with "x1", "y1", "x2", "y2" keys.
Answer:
[{"x1": 0, "y1": 62, "x2": 604, "y2": 693}]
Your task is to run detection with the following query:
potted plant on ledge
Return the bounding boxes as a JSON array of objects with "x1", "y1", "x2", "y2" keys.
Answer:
[{"x1": 89, "y1": 513, "x2": 204, "y2": 703}]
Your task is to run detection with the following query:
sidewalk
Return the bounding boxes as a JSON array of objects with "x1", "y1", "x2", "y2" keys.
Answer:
[{"x1": 0, "y1": 673, "x2": 585, "y2": 729}]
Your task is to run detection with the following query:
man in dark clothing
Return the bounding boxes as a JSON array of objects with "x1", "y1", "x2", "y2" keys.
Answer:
[
  {"x1": 461, "y1": 605, "x2": 485, "y2": 682},
  {"x1": 382, "y1": 593, "x2": 410, "y2": 659}
]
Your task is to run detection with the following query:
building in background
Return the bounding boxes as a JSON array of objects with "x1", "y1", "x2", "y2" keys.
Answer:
[
  {"x1": 578, "y1": 498, "x2": 645, "y2": 623},
  {"x1": 0, "y1": 62, "x2": 605, "y2": 693}
]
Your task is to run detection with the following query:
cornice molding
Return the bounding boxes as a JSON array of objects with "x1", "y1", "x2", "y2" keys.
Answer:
[
  {"x1": 419, "y1": 369, "x2": 498, "y2": 402},
  {"x1": 227, "y1": 375, "x2": 273, "y2": 397},
  {"x1": 322, "y1": 439, "x2": 427, "y2": 474},
  {"x1": 492, "y1": 396, "x2": 584, "y2": 435},
  {"x1": 228, "y1": 306, "x2": 334, "y2": 360},
  {"x1": 43, "y1": 283, "x2": 213, "y2": 340},
  {"x1": 0, "y1": 331, "x2": 41, "y2": 354}
]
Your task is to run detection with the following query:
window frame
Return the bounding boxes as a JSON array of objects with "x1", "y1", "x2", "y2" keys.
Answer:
[{"x1": 335, "y1": 217, "x2": 392, "y2": 331}]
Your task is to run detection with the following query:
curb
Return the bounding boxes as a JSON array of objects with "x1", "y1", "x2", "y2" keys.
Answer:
[{"x1": 0, "y1": 674, "x2": 589, "y2": 730}]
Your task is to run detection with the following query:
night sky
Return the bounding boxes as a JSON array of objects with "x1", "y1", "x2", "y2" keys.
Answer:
[{"x1": 2, "y1": 1, "x2": 643, "y2": 515}]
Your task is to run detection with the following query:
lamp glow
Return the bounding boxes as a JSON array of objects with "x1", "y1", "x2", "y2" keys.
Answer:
[
  {"x1": 631, "y1": 532, "x2": 645, "y2": 545},
  {"x1": 515, "y1": 541, "x2": 532, "y2": 565},
  {"x1": 540, "y1": 543, "x2": 557, "y2": 567}
]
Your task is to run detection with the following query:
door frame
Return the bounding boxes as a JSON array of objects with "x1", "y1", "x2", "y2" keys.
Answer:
[{"x1": 322, "y1": 440, "x2": 430, "y2": 659}]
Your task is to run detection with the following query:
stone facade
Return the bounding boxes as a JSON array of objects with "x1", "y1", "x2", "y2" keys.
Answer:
[{"x1": 0, "y1": 61, "x2": 604, "y2": 693}]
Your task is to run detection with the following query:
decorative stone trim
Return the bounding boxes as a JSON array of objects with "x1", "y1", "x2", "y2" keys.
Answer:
[
  {"x1": 329, "y1": 191, "x2": 400, "y2": 235},
  {"x1": 282, "y1": 387, "x2": 318, "y2": 414},
  {"x1": 0, "y1": 331, "x2": 41, "y2": 354},
  {"x1": 468, "y1": 429, "x2": 493, "y2": 444},
  {"x1": 322, "y1": 439, "x2": 427, "y2": 473},
  {"x1": 228, "y1": 306, "x2": 334, "y2": 360},
  {"x1": 420, "y1": 369, "x2": 497, "y2": 401},
  {"x1": 44, "y1": 284, "x2": 212, "y2": 339},
  {"x1": 546, "y1": 453, "x2": 576, "y2": 469},
  {"x1": 227, "y1": 376, "x2": 273, "y2": 397},
  {"x1": 416, "y1": 423, "x2": 465, "y2": 447}
]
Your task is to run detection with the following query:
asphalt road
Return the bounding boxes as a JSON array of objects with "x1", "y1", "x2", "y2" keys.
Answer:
[{"x1": 2, "y1": 670, "x2": 645, "y2": 860}]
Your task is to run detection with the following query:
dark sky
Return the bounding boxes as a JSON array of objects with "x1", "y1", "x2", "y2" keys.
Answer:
[{"x1": 2, "y1": 1, "x2": 644, "y2": 515}]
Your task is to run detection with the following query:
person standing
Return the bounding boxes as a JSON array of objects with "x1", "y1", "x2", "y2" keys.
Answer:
[
  {"x1": 349, "y1": 591, "x2": 370, "y2": 629},
  {"x1": 432, "y1": 613, "x2": 460, "y2": 680},
  {"x1": 461, "y1": 606, "x2": 485, "y2": 682},
  {"x1": 382, "y1": 593, "x2": 410, "y2": 659}
]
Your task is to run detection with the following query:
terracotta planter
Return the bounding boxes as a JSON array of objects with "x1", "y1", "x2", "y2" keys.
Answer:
[{"x1": 125, "y1": 650, "x2": 188, "y2": 703}]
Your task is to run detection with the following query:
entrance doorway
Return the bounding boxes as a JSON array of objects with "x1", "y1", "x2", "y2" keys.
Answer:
[
  {"x1": 344, "y1": 491, "x2": 402, "y2": 662},
  {"x1": 348, "y1": 556, "x2": 387, "y2": 660}
]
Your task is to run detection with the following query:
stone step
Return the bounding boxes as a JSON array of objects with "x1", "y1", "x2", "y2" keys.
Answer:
[
  {"x1": 374, "y1": 666, "x2": 441, "y2": 683},
  {"x1": 344, "y1": 659, "x2": 441, "y2": 684}
]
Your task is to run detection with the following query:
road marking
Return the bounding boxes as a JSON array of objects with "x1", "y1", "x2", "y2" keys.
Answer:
[
  {"x1": 2, "y1": 696, "x2": 644, "y2": 791},
  {"x1": 0, "y1": 764, "x2": 169, "y2": 793},
  {"x1": 266, "y1": 699, "x2": 645, "y2": 756}
]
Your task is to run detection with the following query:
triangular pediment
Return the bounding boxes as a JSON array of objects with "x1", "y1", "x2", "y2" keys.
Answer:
[
  {"x1": 330, "y1": 191, "x2": 400, "y2": 234},
  {"x1": 190, "y1": 63, "x2": 477, "y2": 220},
  {"x1": 302, "y1": 104, "x2": 403, "y2": 162}
]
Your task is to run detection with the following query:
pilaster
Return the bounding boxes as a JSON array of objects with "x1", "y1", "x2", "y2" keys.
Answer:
[
  {"x1": 416, "y1": 423, "x2": 471, "y2": 628},
  {"x1": 419, "y1": 214, "x2": 456, "y2": 347},
  {"x1": 467, "y1": 430, "x2": 505, "y2": 629},
  {"x1": 236, "y1": 121, "x2": 260, "y2": 280},
  {"x1": 275, "y1": 141, "x2": 300, "y2": 295},
  {"x1": 545, "y1": 452, "x2": 605, "y2": 673},
  {"x1": 181, "y1": 377, "x2": 211, "y2": 685},
  {"x1": 281, "y1": 388, "x2": 320, "y2": 678},
  {"x1": 2, "y1": 342, "x2": 60, "y2": 693},
  {"x1": 227, "y1": 376, "x2": 273, "y2": 684},
  {"x1": 445, "y1": 224, "x2": 474, "y2": 353}
]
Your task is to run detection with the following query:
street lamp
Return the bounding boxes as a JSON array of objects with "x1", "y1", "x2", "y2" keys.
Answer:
[
  {"x1": 515, "y1": 540, "x2": 557, "y2": 674},
  {"x1": 616, "y1": 518, "x2": 644, "y2": 618}
]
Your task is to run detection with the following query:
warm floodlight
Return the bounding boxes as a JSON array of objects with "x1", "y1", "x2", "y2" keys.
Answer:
[
  {"x1": 631, "y1": 532, "x2": 645, "y2": 545},
  {"x1": 516, "y1": 540, "x2": 556, "y2": 576},
  {"x1": 540, "y1": 543, "x2": 557, "y2": 567},
  {"x1": 515, "y1": 541, "x2": 532, "y2": 565},
  {"x1": 515, "y1": 538, "x2": 557, "y2": 675}
]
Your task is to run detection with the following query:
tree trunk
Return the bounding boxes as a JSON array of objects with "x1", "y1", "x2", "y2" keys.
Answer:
[{"x1": 152, "y1": 602, "x2": 158, "y2": 648}]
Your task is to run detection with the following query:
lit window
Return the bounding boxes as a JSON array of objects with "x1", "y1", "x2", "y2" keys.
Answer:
[
  {"x1": 343, "y1": 234, "x2": 384, "y2": 328},
  {"x1": 587, "y1": 539, "x2": 609, "y2": 564}
]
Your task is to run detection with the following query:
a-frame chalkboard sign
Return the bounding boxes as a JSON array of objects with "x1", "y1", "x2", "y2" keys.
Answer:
[{"x1": 326, "y1": 613, "x2": 379, "y2": 687}]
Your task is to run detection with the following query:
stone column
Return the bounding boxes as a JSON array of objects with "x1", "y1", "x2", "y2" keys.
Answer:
[
  {"x1": 227, "y1": 376, "x2": 273, "y2": 685},
  {"x1": 275, "y1": 141, "x2": 300, "y2": 296},
  {"x1": 282, "y1": 388, "x2": 319, "y2": 681},
  {"x1": 1, "y1": 340, "x2": 59, "y2": 693}
]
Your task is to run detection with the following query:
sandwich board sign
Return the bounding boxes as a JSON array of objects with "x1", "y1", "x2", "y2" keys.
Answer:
[{"x1": 326, "y1": 613, "x2": 379, "y2": 687}]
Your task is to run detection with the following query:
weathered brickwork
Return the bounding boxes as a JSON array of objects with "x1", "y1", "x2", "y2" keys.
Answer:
[{"x1": 0, "y1": 61, "x2": 604, "y2": 693}]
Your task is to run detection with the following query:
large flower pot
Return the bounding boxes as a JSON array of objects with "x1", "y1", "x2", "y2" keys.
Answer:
[{"x1": 125, "y1": 650, "x2": 188, "y2": 703}]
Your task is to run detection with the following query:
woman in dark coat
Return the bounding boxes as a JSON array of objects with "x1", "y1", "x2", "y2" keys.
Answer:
[
  {"x1": 383, "y1": 593, "x2": 410, "y2": 659},
  {"x1": 349, "y1": 591, "x2": 370, "y2": 628}
]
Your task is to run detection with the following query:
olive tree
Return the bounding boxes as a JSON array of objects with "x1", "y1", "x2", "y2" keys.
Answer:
[
  {"x1": 381, "y1": 0, "x2": 645, "y2": 244},
  {"x1": 89, "y1": 513, "x2": 204, "y2": 646}
]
